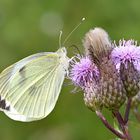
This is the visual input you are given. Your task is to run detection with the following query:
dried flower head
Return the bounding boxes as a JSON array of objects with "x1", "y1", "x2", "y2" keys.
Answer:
[
  {"x1": 83, "y1": 27, "x2": 112, "y2": 64},
  {"x1": 111, "y1": 40, "x2": 140, "y2": 97}
]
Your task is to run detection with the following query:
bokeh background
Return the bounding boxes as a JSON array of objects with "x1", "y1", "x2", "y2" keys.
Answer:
[{"x1": 0, "y1": 0, "x2": 140, "y2": 140}]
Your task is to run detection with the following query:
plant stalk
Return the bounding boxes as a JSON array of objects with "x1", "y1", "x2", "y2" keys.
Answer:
[
  {"x1": 113, "y1": 111, "x2": 132, "y2": 140},
  {"x1": 96, "y1": 110, "x2": 126, "y2": 139},
  {"x1": 124, "y1": 98, "x2": 132, "y2": 124}
]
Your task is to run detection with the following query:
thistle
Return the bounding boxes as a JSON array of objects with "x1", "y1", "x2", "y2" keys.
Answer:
[
  {"x1": 69, "y1": 28, "x2": 140, "y2": 139},
  {"x1": 111, "y1": 40, "x2": 140, "y2": 98}
]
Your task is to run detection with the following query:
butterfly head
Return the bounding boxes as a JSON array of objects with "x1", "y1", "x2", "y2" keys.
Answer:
[{"x1": 57, "y1": 47, "x2": 67, "y2": 55}]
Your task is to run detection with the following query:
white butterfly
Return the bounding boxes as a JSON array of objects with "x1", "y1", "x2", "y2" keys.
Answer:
[
  {"x1": 0, "y1": 18, "x2": 85, "y2": 122},
  {"x1": 0, "y1": 47, "x2": 69, "y2": 122}
]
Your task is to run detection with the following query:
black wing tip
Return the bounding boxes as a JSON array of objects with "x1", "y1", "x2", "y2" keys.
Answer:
[{"x1": 0, "y1": 96, "x2": 10, "y2": 111}]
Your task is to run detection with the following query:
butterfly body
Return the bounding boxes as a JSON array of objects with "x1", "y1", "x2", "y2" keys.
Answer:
[{"x1": 0, "y1": 47, "x2": 69, "y2": 122}]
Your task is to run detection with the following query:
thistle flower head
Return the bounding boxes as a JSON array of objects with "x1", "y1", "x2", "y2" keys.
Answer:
[
  {"x1": 70, "y1": 56, "x2": 99, "y2": 88},
  {"x1": 111, "y1": 40, "x2": 140, "y2": 97},
  {"x1": 111, "y1": 40, "x2": 140, "y2": 71},
  {"x1": 69, "y1": 56, "x2": 103, "y2": 111},
  {"x1": 83, "y1": 27, "x2": 112, "y2": 64}
]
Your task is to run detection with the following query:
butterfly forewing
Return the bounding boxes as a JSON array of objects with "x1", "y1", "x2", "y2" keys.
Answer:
[{"x1": 0, "y1": 50, "x2": 68, "y2": 121}]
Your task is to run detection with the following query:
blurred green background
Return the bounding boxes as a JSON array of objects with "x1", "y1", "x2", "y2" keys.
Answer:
[{"x1": 0, "y1": 0, "x2": 140, "y2": 140}]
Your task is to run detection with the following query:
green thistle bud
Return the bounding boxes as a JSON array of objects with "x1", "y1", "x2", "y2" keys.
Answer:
[
  {"x1": 120, "y1": 61, "x2": 140, "y2": 98},
  {"x1": 100, "y1": 58, "x2": 126, "y2": 110}
]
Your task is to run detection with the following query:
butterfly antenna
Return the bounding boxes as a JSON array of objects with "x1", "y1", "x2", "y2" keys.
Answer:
[
  {"x1": 69, "y1": 44, "x2": 82, "y2": 56},
  {"x1": 63, "y1": 17, "x2": 85, "y2": 46},
  {"x1": 59, "y1": 30, "x2": 63, "y2": 48}
]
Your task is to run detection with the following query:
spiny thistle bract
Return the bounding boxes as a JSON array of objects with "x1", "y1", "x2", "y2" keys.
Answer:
[{"x1": 131, "y1": 91, "x2": 140, "y2": 108}]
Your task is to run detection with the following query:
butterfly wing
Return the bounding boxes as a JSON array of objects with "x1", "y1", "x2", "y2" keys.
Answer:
[{"x1": 0, "y1": 51, "x2": 69, "y2": 122}]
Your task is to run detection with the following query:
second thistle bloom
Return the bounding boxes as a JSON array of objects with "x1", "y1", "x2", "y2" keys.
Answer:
[
  {"x1": 111, "y1": 40, "x2": 140, "y2": 97},
  {"x1": 111, "y1": 40, "x2": 140, "y2": 71}
]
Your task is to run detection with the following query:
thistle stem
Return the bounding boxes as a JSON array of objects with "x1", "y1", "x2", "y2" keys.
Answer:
[
  {"x1": 113, "y1": 111, "x2": 125, "y2": 125},
  {"x1": 124, "y1": 98, "x2": 132, "y2": 124},
  {"x1": 113, "y1": 111, "x2": 132, "y2": 140},
  {"x1": 96, "y1": 111, "x2": 126, "y2": 139}
]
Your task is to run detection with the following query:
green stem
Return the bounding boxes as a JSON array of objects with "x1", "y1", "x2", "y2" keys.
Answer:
[
  {"x1": 96, "y1": 111, "x2": 126, "y2": 139},
  {"x1": 113, "y1": 111, "x2": 132, "y2": 140},
  {"x1": 124, "y1": 98, "x2": 132, "y2": 124}
]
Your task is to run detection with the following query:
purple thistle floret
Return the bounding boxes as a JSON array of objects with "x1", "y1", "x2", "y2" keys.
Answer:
[
  {"x1": 70, "y1": 57, "x2": 99, "y2": 88},
  {"x1": 111, "y1": 40, "x2": 140, "y2": 71}
]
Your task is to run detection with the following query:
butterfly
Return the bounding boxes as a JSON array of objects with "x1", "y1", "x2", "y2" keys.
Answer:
[
  {"x1": 0, "y1": 47, "x2": 69, "y2": 122},
  {"x1": 0, "y1": 18, "x2": 85, "y2": 122}
]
